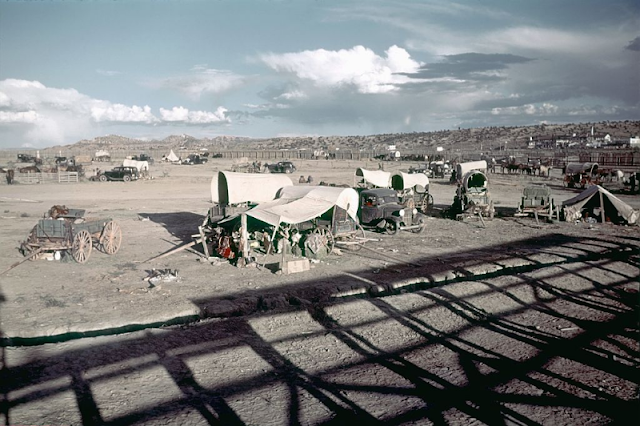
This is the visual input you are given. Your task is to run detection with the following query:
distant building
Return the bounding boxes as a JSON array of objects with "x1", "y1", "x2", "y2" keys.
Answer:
[{"x1": 630, "y1": 136, "x2": 640, "y2": 148}]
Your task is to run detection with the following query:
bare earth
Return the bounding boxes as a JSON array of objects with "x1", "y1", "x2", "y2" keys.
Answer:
[{"x1": 1, "y1": 159, "x2": 638, "y2": 425}]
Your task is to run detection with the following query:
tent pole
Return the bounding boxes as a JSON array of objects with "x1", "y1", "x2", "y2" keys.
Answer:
[
  {"x1": 260, "y1": 224, "x2": 279, "y2": 268},
  {"x1": 241, "y1": 213, "x2": 249, "y2": 260},
  {"x1": 599, "y1": 190, "x2": 606, "y2": 223}
]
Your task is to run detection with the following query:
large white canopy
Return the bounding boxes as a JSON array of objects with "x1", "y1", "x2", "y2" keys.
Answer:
[
  {"x1": 390, "y1": 172, "x2": 429, "y2": 190},
  {"x1": 211, "y1": 171, "x2": 293, "y2": 205},
  {"x1": 122, "y1": 159, "x2": 149, "y2": 172},
  {"x1": 355, "y1": 168, "x2": 391, "y2": 188},
  {"x1": 246, "y1": 186, "x2": 359, "y2": 227},
  {"x1": 562, "y1": 185, "x2": 638, "y2": 224}
]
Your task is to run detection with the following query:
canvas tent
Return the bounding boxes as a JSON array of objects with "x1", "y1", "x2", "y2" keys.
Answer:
[
  {"x1": 245, "y1": 186, "x2": 359, "y2": 227},
  {"x1": 562, "y1": 185, "x2": 638, "y2": 224},
  {"x1": 122, "y1": 159, "x2": 149, "y2": 172},
  {"x1": 165, "y1": 150, "x2": 180, "y2": 163},
  {"x1": 390, "y1": 172, "x2": 429, "y2": 191},
  {"x1": 355, "y1": 168, "x2": 391, "y2": 188},
  {"x1": 211, "y1": 171, "x2": 293, "y2": 206}
]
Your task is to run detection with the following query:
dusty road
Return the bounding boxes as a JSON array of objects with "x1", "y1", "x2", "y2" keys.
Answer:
[{"x1": 1, "y1": 159, "x2": 638, "y2": 425}]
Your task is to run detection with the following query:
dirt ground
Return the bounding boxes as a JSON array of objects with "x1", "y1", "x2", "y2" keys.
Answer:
[{"x1": 1, "y1": 159, "x2": 638, "y2": 425}]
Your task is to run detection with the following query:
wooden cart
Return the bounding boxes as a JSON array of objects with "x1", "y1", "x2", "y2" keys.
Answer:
[{"x1": 20, "y1": 207, "x2": 122, "y2": 263}]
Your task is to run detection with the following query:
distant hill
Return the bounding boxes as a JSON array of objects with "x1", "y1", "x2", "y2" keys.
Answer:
[{"x1": 50, "y1": 120, "x2": 640, "y2": 154}]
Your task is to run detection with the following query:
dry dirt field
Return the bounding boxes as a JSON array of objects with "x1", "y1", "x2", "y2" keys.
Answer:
[{"x1": 1, "y1": 158, "x2": 638, "y2": 425}]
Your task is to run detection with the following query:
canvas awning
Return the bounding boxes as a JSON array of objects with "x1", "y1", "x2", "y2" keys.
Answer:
[
  {"x1": 211, "y1": 171, "x2": 293, "y2": 205},
  {"x1": 246, "y1": 186, "x2": 359, "y2": 227},
  {"x1": 562, "y1": 185, "x2": 638, "y2": 224},
  {"x1": 355, "y1": 168, "x2": 391, "y2": 188},
  {"x1": 390, "y1": 172, "x2": 429, "y2": 191}
]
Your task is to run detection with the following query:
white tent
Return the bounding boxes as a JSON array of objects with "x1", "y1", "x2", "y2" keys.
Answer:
[
  {"x1": 211, "y1": 171, "x2": 293, "y2": 205},
  {"x1": 246, "y1": 186, "x2": 359, "y2": 227},
  {"x1": 122, "y1": 159, "x2": 149, "y2": 172},
  {"x1": 355, "y1": 168, "x2": 391, "y2": 188},
  {"x1": 562, "y1": 185, "x2": 638, "y2": 224},
  {"x1": 166, "y1": 150, "x2": 180, "y2": 163},
  {"x1": 390, "y1": 172, "x2": 429, "y2": 190}
]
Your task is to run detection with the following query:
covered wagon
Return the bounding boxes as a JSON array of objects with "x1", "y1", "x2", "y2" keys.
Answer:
[{"x1": 390, "y1": 171, "x2": 433, "y2": 213}]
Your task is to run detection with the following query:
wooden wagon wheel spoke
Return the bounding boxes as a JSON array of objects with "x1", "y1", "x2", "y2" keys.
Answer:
[
  {"x1": 100, "y1": 220, "x2": 122, "y2": 255},
  {"x1": 312, "y1": 226, "x2": 335, "y2": 255},
  {"x1": 72, "y1": 230, "x2": 92, "y2": 263}
]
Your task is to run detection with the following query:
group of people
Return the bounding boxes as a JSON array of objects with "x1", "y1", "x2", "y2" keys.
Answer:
[{"x1": 299, "y1": 175, "x2": 313, "y2": 184}]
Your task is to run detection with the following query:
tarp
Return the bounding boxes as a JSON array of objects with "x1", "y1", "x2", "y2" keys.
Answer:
[
  {"x1": 122, "y1": 159, "x2": 149, "y2": 172},
  {"x1": 166, "y1": 150, "x2": 180, "y2": 163},
  {"x1": 456, "y1": 160, "x2": 487, "y2": 179},
  {"x1": 211, "y1": 171, "x2": 293, "y2": 205},
  {"x1": 390, "y1": 172, "x2": 429, "y2": 191},
  {"x1": 355, "y1": 168, "x2": 391, "y2": 188},
  {"x1": 565, "y1": 162, "x2": 598, "y2": 175},
  {"x1": 562, "y1": 185, "x2": 638, "y2": 224},
  {"x1": 246, "y1": 186, "x2": 359, "y2": 227}
]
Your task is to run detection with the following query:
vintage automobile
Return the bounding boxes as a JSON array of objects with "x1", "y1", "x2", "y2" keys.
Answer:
[
  {"x1": 359, "y1": 188, "x2": 425, "y2": 234},
  {"x1": 267, "y1": 161, "x2": 296, "y2": 174},
  {"x1": 98, "y1": 166, "x2": 139, "y2": 182},
  {"x1": 182, "y1": 154, "x2": 208, "y2": 165}
]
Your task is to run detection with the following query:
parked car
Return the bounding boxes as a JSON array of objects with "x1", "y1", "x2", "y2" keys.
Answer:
[
  {"x1": 358, "y1": 188, "x2": 425, "y2": 234},
  {"x1": 98, "y1": 166, "x2": 139, "y2": 182},
  {"x1": 182, "y1": 154, "x2": 208, "y2": 165},
  {"x1": 267, "y1": 161, "x2": 296, "y2": 174}
]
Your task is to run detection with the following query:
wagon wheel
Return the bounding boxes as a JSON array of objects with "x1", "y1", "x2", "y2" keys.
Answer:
[
  {"x1": 72, "y1": 230, "x2": 92, "y2": 263},
  {"x1": 344, "y1": 223, "x2": 366, "y2": 251},
  {"x1": 420, "y1": 194, "x2": 434, "y2": 213},
  {"x1": 100, "y1": 220, "x2": 122, "y2": 255},
  {"x1": 311, "y1": 226, "x2": 335, "y2": 255}
]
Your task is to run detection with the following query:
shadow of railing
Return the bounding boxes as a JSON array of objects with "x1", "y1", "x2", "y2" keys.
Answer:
[{"x1": 1, "y1": 233, "x2": 637, "y2": 425}]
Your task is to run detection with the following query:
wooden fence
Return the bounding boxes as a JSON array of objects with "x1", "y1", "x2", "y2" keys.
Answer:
[{"x1": 15, "y1": 172, "x2": 79, "y2": 184}]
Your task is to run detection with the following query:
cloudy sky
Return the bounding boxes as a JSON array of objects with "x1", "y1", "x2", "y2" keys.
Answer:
[{"x1": 0, "y1": 0, "x2": 638, "y2": 148}]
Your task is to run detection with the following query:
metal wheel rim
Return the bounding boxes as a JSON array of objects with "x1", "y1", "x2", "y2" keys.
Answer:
[
  {"x1": 100, "y1": 221, "x2": 122, "y2": 254},
  {"x1": 385, "y1": 220, "x2": 398, "y2": 235},
  {"x1": 72, "y1": 230, "x2": 92, "y2": 263}
]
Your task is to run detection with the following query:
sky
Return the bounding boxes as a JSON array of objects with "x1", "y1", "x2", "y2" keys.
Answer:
[{"x1": 0, "y1": 0, "x2": 638, "y2": 148}]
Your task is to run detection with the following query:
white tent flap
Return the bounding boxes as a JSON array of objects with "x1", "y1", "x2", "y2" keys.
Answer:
[{"x1": 246, "y1": 186, "x2": 359, "y2": 226}]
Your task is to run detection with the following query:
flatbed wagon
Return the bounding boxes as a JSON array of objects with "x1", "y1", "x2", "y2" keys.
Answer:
[{"x1": 20, "y1": 206, "x2": 122, "y2": 263}]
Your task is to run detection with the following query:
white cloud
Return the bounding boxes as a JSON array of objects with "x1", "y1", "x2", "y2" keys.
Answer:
[
  {"x1": 151, "y1": 68, "x2": 245, "y2": 100},
  {"x1": 275, "y1": 90, "x2": 307, "y2": 100},
  {"x1": 159, "y1": 106, "x2": 230, "y2": 124},
  {"x1": 96, "y1": 69, "x2": 122, "y2": 77},
  {"x1": 491, "y1": 103, "x2": 559, "y2": 116},
  {"x1": 91, "y1": 104, "x2": 158, "y2": 123},
  {"x1": 0, "y1": 110, "x2": 40, "y2": 123},
  {"x1": 261, "y1": 45, "x2": 423, "y2": 94}
]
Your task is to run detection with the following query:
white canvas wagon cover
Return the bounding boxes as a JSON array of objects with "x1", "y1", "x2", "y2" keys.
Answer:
[
  {"x1": 390, "y1": 172, "x2": 429, "y2": 190},
  {"x1": 456, "y1": 160, "x2": 487, "y2": 180},
  {"x1": 355, "y1": 168, "x2": 391, "y2": 188},
  {"x1": 122, "y1": 159, "x2": 150, "y2": 172},
  {"x1": 246, "y1": 186, "x2": 359, "y2": 227},
  {"x1": 562, "y1": 185, "x2": 638, "y2": 224},
  {"x1": 564, "y1": 162, "x2": 598, "y2": 175},
  {"x1": 211, "y1": 171, "x2": 293, "y2": 205}
]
